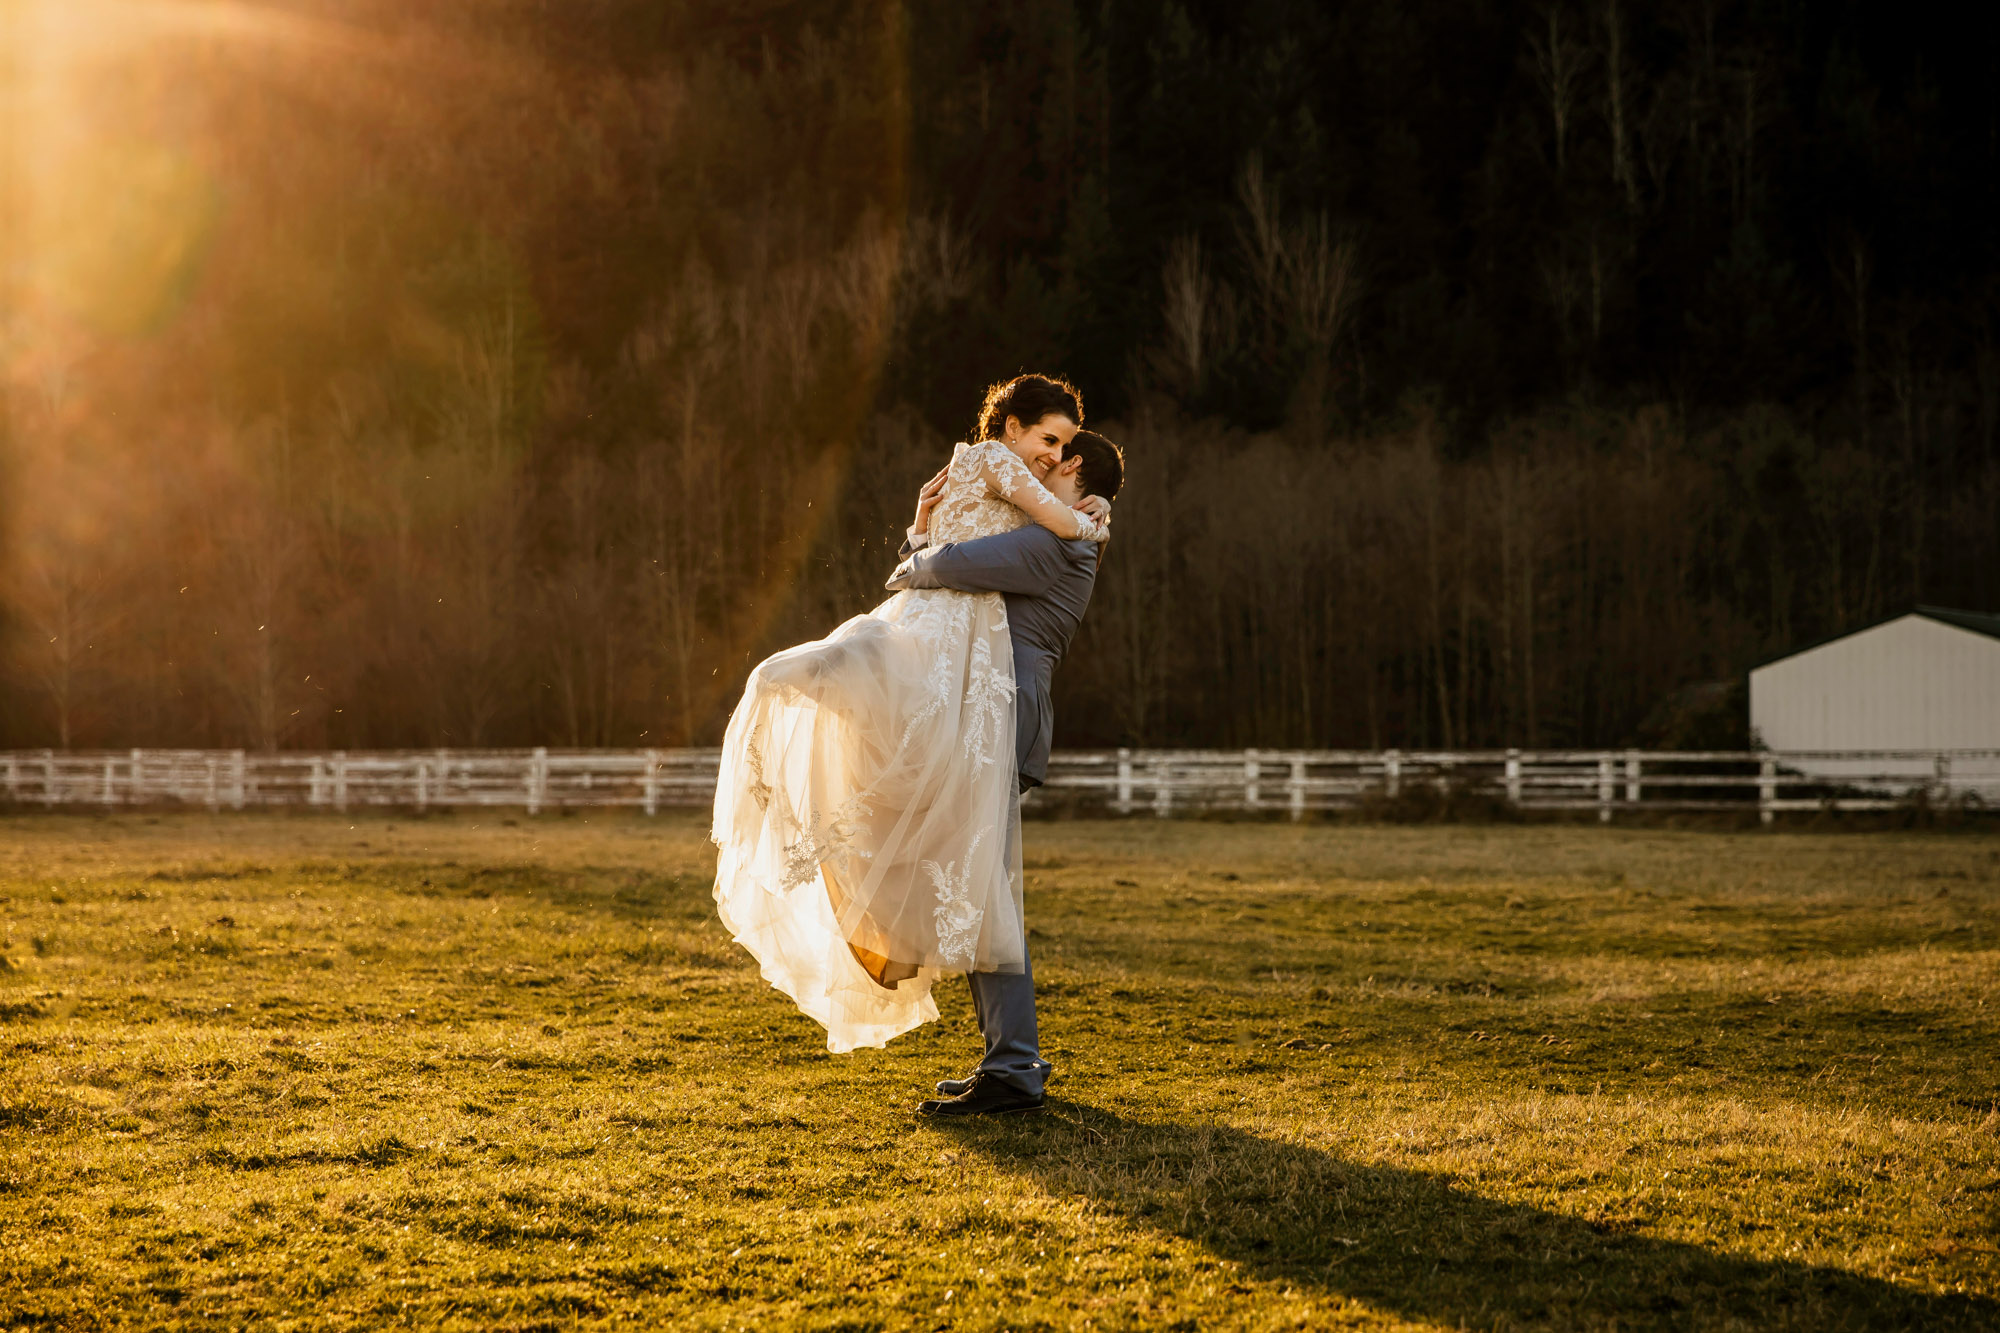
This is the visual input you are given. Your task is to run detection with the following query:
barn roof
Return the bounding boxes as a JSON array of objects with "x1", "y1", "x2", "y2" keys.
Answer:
[
  {"x1": 1752, "y1": 605, "x2": 2000, "y2": 671},
  {"x1": 1915, "y1": 605, "x2": 2000, "y2": 641}
]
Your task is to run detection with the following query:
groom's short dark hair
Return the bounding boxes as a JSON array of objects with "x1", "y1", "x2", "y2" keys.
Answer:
[{"x1": 1065, "y1": 431, "x2": 1124, "y2": 501}]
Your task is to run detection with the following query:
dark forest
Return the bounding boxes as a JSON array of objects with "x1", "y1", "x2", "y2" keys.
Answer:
[{"x1": 3, "y1": 0, "x2": 1996, "y2": 751}]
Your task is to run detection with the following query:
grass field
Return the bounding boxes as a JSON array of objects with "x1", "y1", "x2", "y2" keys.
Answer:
[{"x1": 2, "y1": 812, "x2": 1998, "y2": 1330}]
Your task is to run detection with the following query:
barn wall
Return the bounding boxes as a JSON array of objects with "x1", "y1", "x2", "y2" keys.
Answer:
[{"x1": 1749, "y1": 615, "x2": 2000, "y2": 795}]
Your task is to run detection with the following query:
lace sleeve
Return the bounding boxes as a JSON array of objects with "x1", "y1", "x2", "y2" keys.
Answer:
[{"x1": 976, "y1": 443, "x2": 1108, "y2": 543}]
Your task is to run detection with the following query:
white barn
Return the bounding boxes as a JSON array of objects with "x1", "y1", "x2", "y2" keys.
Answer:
[{"x1": 1749, "y1": 606, "x2": 2000, "y2": 799}]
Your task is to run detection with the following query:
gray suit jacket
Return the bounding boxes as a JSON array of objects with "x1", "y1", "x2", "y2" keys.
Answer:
[{"x1": 886, "y1": 526, "x2": 1099, "y2": 791}]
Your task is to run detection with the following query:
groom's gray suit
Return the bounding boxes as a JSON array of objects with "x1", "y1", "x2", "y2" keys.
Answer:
[{"x1": 886, "y1": 523, "x2": 1100, "y2": 1097}]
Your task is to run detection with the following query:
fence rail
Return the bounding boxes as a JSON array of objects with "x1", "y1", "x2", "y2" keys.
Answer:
[{"x1": 4, "y1": 747, "x2": 1996, "y2": 822}]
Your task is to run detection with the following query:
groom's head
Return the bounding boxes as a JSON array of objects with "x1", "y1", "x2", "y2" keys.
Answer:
[{"x1": 1041, "y1": 430, "x2": 1124, "y2": 506}]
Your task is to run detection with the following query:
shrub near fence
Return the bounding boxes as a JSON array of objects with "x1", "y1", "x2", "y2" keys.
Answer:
[{"x1": 4, "y1": 749, "x2": 1997, "y2": 823}]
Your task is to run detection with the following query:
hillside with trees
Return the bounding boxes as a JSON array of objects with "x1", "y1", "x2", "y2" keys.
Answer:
[{"x1": 3, "y1": 0, "x2": 1995, "y2": 750}]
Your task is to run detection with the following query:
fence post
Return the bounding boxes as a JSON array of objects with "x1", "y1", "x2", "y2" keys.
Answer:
[
  {"x1": 1758, "y1": 756, "x2": 1776, "y2": 826},
  {"x1": 414, "y1": 757, "x2": 429, "y2": 813},
  {"x1": 130, "y1": 749, "x2": 145, "y2": 805},
  {"x1": 1505, "y1": 749, "x2": 1522, "y2": 806},
  {"x1": 5, "y1": 752, "x2": 17, "y2": 802},
  {"x1": 643, "y1": 749, "x2": 660, "y2": 817},
  {"x1": 232, "y1": 751, "x2": 246, "y2": 810},
  {"x1": 1152, "y1": 754, "x2": 1171, "y2": 817},
  {"x1": 43, "y1": 749, "x2": 56, "y2": 807},
  {"x1": 1935, "y1": 752, "x2": 1952, "y2": 806},
  {"x1": 1115, "y1": 748, "x2": 1133, "y2": 814},
  {"x1": 309, "y1": 757, "x2": 325, "y2": 807},
  {"x1": 205, "y1": 755, "x2": 221, "y2": 813},
  {"x1": 1289, "y1": 757, "x2": 1306, "y2": 821},
  {"x1": 1385, "y1": 749, "x2": 1402, "y2": 798},
  {"x1": 1597, "y1": 756, "x2": 1614, "y2": 824},
  {"x1": 1624, "y1": 748, "x2": 1641, "y2": 805},
  {"x1": 101, "y1": 757, "x2": 117, "y2": 807},
  {"x1": 333, "y1": 751, "x2": 349, "y2": 813},
  {"x1": 528, "y1": 746, "x2": 547, "y2": 815},
  {"x1": 1244, "y1": 748, "x2": 1260, "y2": 811}
]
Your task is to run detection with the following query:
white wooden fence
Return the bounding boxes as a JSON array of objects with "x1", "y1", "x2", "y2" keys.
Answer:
[{"x1": 3, "y1": 747, "x2": 1994, "y2": 822}]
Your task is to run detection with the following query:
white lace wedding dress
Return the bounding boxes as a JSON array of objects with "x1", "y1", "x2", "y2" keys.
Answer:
[{"x1": 712, "y1": 439, "x2": 1105, "y2": 1052}]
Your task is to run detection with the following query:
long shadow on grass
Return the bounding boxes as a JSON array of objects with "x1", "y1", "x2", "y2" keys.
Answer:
[{"x1": 937, "y1": 1102, "x2": 1994, "y2": 1330}]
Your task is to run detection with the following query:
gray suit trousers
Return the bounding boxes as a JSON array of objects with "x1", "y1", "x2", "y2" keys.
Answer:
[
  {"x1": 966, "y1": 810, "x2": 1051, "y2": 1096},
  {"x1": 966, "y1": 945, "x2": 1051, "y2": 1096}
]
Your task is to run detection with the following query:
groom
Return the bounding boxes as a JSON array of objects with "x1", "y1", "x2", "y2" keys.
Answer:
[{"x1": 885, "y1": 430, "x2": 1125, "y2": 1117}]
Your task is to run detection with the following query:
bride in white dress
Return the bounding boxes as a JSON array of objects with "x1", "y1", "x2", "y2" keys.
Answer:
[{"x1": 712, "y1": 375, "x2": 1110, "y2": 1052}]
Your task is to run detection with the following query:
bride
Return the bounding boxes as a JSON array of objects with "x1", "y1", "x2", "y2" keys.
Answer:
[{"x1": 711, "y1": 374, "x2": 1110, "y2": 1053}]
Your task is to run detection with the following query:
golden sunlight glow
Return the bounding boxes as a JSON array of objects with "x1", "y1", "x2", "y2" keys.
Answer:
[
  {"x1": 8, "y1": 0, "x2": 362, "y2": 335},
  {"x1": 0, "y1": 0, "x2": 914, "y2": 750}
]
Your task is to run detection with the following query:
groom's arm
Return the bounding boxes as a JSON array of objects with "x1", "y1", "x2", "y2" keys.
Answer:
[{"x1": 886, "y1": 524, "x2": 1092, "y2": 596}]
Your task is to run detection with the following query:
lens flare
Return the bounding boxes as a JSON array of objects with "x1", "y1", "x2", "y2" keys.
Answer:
[
  {"x1": 1, "y1": 0, "x2": 913, "y2": 748},
  {"x1": 6, "y1": 1, "x2": 377, "y2": 331}
]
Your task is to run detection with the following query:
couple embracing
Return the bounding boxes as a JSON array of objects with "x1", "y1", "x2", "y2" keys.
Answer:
[{"x1": 711, "y1": 374, "x2": 1125, "y2": 1117}]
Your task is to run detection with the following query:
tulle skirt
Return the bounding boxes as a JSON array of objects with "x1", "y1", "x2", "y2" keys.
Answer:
[{"x1": 711, "y1": 586, "x2": 1024, "y2": 1053}]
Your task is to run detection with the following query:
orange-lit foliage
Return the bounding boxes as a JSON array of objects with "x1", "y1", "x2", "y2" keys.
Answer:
[{"x1": 2, "y1": 1, "x2": 918, "y2": 749}]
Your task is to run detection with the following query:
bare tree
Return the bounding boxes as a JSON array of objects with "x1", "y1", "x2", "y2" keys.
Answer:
[
  {"x1": 1283, "y1": 214, "x2": 1361, "y2": 352},
  {"x1": 1160, "y1": 234, "x2": 1216, "y2": 392},
  {"x1": 1529, "y1": 7, "x2": 1591, "y2": 175},
  {"x1": 1831, "y1": 232, "x2": 1872, "y2": 445},
  {"x1": 1725, "y1": 60, "x2": 1762, "y2": 225},
  {"x1": 212, "y1": 489, "x2": 310, "y2": 751},
  {"x1": 17, "y1": 558, "x2": 110, "y2": 749},
  {"x1": 1234, "y1": 158, "x2": 1287, "y2": 338},
  {"x1": 534, "y1": 453, "x2": 626, "y2": 747},
  {"x1": 1602, "y1": 0, "x2": 1638, "y2": 207}
]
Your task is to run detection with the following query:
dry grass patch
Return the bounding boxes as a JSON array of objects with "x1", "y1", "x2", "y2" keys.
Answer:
[{"x1": 1, "y1": 812, "x2": 1996, "y2": 1329}]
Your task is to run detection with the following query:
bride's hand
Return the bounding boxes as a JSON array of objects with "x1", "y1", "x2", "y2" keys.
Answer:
[
  {"x1": 1074, "y1": 494, "x2": 1111, "y2": 523},
  {"x1": 912, "y1": 466, "x2": 948, "y2": 535}
]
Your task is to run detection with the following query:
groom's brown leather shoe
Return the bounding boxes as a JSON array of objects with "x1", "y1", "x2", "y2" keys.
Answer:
[
  {"x1": 916, "y1": 1072, "x2": 1045, "y2": 1117},
  {"x1": 934, "y1": 1073, "x2": 978, "y2": 1096}
]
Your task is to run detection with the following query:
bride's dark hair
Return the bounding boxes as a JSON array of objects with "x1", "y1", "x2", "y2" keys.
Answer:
[{"x1": 975, "y1": 373, "x2": 1083, "y2": 442}]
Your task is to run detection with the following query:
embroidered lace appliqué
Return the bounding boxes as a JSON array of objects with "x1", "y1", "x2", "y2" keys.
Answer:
[
  {"x1": 745, "y1": 717, "x2": 775, "y2": 812},
  {"x1": 896, "y1": 593, "x2": 974, "y2": 752},
  {"x1": 933, "y1": 438, "x2": 1109, "y2": 543},
  {"x1": 778, "y1": 831, "x2": 823, "y2": 893},
  {"x1": 930, "y1": 441, "x2": 1034, "y2": 544},
  {"x1": 960, "y1": 633, "x2": 1014, "y2": 767},
  {"x1": 776, "y1": 791, "x2": 877, "y2": 894},
  {"x1": 925, "y1": 826, "x2": 990, "y2": 966}
]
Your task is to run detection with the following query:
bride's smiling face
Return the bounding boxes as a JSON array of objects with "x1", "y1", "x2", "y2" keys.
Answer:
[{"x1": 1003, "y1": 413, "x2": 1079, "y2": 476}]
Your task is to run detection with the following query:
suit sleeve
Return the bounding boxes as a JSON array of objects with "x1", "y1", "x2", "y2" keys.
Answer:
[{"x1": 884, "y1": 524, "x2": 1088, "y2": 595}]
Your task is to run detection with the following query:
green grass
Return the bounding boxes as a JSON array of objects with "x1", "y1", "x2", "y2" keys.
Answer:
[{"x1": 2, "y1": 812, "x2": 1997, "y2": 1330}]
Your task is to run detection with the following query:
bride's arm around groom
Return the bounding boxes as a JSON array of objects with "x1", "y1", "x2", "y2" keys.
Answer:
[{"x1": 886, "y1": 431, "x2": 1122, "y2": 794}]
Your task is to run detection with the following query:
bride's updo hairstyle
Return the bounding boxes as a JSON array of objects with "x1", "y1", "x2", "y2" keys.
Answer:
[{"x1": 976, "y1": 373, "x2": 1083, "y2": 442}]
